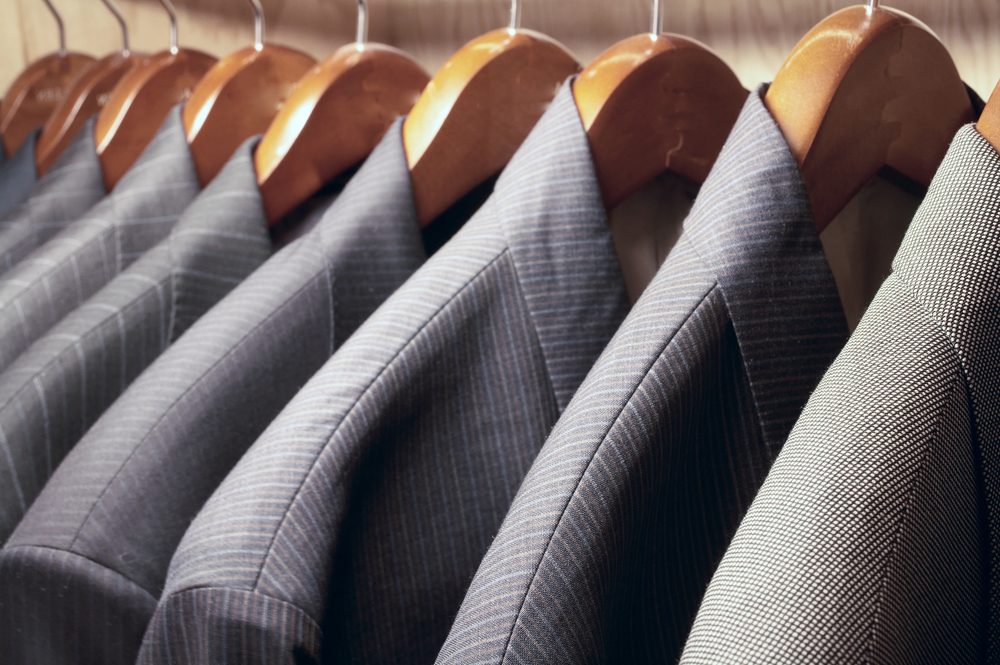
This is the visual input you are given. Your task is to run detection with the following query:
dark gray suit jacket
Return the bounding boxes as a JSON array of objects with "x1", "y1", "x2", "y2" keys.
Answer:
[
  {"x1": 0, "y1": 122, "x2": 428, "y2": 665},
  {"x1": 0, "y1": 129, "x2": 39, "y2": 216},
  {"x1": 0, "y1": 119, "x2": 105, "y2": 274},
  {"x1": 681, "y1": 125, "x2": 1000, "y2": 664},
  {"x1": 0, "y1": 137, "x2": 272, "y2": 544},
  {"x1": 0, "y1": 105, "x2": 199, "y2": 374},
  {"x1": 138, "y1": 84, "x2": 632, "y2": 665},
  {"x1": 435, "y1": 90, "x2": 851, "y2": 665}
]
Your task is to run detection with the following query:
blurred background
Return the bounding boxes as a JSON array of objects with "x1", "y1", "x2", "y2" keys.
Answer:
[{"x1": 1, "y1": 0, "x2": 997, "y2": 99}]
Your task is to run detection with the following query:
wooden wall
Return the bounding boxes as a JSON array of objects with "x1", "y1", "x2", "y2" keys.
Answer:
[{"x1": 2, "y1": 0, "x2": 997, "y2": 99}]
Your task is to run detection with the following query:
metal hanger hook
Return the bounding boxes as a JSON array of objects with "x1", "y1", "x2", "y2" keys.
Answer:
[
  {"x1": 866, "y1": 0, "x2": 879, "y2": 16},
  {"x1": 157, "y1": 0, "x2": 179, "y2": 54},
  {"x1": 651, "y1": 0, "x2": 663, "y2": 34},
  {"x1": 356, "y1": 0, "x2": 368, "y2": 46},
  {"x1": 509, "y1": 0, "x2": 521, "y2": 32},
  {"x1": 248, "y1": 0, "x2": 265, "y2": 50},
  {"x1": 41, "y1": 0, "x2": 67, "y2": 55},
  {"x1": 99, "y1": 0, "x2": 130, "y2": 54}
]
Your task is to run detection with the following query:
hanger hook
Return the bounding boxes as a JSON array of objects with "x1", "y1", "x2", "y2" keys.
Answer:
[
  {"x1": 356, "y1": 0, "x2": 368, "y2": 46},
  {"x1": 41, "y1": 0, "x2": 67, "y2": 55},
  {"x1": 866, "y1": 0, "x2": 879, "y2": 16},
  {"x1": 99, "y1": 0, "x2": 130, "y2": 54},
  {"x1": 651, "y1": 0, "x2": 663, "y2": 34},
  {"x1": 248, "y1": 0, "x2": 265, "y2": 51},
  {"x1": 509, "y1": 0, "x2": 521, "y2": 32},
  {"x1": 157, "y1": 0, "x2": 179, "y2": 54}
]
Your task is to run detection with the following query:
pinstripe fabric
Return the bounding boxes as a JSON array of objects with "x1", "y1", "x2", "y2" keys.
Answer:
[
  {"x1": 435, "y1": 89, "x2": 850, "y2": 665},
  {"x1": 138, "y1": 83, "x2": 631, "y2": 665},
  {"x1": 0, "y1": 105, "x2": 198, "y2": 374},
  {"x1": 680, "y1": 125, "x2": 1000, "y2": 664},
  {"x1": 0, "y1": 123, "x2": 424, "y2": 665},
  {"x1": 0, "y1": 119, "x2": 105, "y2": 274},
  {"x1": 0, "y1": 128, "x2": 40, "y2": 216},
  {"x1": 0, "y1": 136, "x2": 270, "y2": 545}
]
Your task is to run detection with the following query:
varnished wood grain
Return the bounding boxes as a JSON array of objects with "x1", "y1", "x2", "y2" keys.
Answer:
[{"x1": 3, "y1": 1, "x2": 997, "y2": 113}]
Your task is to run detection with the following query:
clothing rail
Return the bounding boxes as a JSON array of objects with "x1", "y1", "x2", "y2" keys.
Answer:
[{"x1": 2, "y1": 0, "x2": 997, "y2": 97}]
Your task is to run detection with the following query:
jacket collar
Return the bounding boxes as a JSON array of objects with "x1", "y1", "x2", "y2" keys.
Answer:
[
  {"x1": 310, "y1": 118, "x2": 428, "y2": 343},
  {"x1": 682, "y1": 87, "x2": 849, "y2": 449},
  {"x1": 491, "y1": 81, "x2": 631, "y2": 409},
  {"x1": 168, "y1": 135, "x2": 272, "y2": 333}
]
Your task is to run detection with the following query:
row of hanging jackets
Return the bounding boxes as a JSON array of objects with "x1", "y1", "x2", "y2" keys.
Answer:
[{"x1": 0, "y1": 0, "x2": 997, "y2": 663}]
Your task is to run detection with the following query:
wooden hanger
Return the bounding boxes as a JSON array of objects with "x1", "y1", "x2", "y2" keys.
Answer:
[
  {"x1": 765, "y1": 0, "x2": 974, "y2": 232},
  {"x1": 573, "y1": 0, "x2": 747, "y2": 211},
  {"x1": 95, "y1": 0, "x2": 215, "y2": 191},
  {"x1": 0, "y1": 0, "x2": 95, "y2": 158},
  {"x1": 402, "y1": 0, "x2": 580, "y2": 226},
  {"x1": 36, "y1": 0, "x2": 145, "y2": 175},
  {"x1": 182, "y1": 0, "x2": 315, "y2": 187},
  {"x1": 255, "y1": 0, "x2": 429, "y2": 225},
  {"x1": 978, "y1": 81, "x2": 1000, "y2": 154}
]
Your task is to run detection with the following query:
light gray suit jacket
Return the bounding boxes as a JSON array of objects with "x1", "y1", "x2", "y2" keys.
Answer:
[
  {"x1": 0, "y1": 105, "x2": 199, "y2": 374},
  {"x1": 681, "y1": 125, "x2": 1000, "y2": 664},
  {"x1": 0, "y1": 129, "x2": 40, "y2": 216},
  {"x1": 0, "y1": 137, "x2": 272, "y2": 544},
  {"x1": 139, "y1": 84, "x2": 632, "y2": 665},
  {"x1": 0, "y1": 119, "x2": 105, "y2": 274},
  {"x1": 0, "y1": 122, "x2": 428, "y2": 665}
]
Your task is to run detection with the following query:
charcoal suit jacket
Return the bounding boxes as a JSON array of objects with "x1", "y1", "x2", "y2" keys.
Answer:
[
  {"x1": 139, "y1": 83, "x2": 634, "y2": 665},
  {"x1": 0, "y1": 121, "x2": 430, "y2": 665},
  {"x1": 681, "y1": 125, "x2": 1000, "y2": 663},
  {"x1": 435, "y1": 88, "x2": 853, "y2": 665},
  {"x1": 0, "y1": 119, "x2": 105, "y2": 274},
  {"x1": 0, "y1": 137, "x2": 272, "y2": 544},
  {"x1": 0, "y1": 129, "x2": 39, "y2": 216},
  {"x1": 0, "y1": 105, "x2": 200, "y2": 373}
]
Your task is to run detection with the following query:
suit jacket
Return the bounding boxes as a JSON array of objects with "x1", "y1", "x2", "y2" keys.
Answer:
[
  {"x1": 0, "y1": 122, "x2": 428, "y2": 665},
  {"x1": 680, "y1": 125, "x2": 1000, "y2": 664},
  {"x1": 0, "y1": 129, "x2": 39, "y2": 216},
  {"x1": 435, "y1": 89, "x2": 852, "y2": 665},
  {"x1": 138, "y1": 83, "x2": 632, "y2": 665},
  {"x1": 0, "y1": 105, "x2": 199, "y2": 374},
  {"x1": 0, "y1": 119, "x2": 105, "y2": 274},
  {"x1": 0, "y1": 137, "x2": 271, "y2": 546}
]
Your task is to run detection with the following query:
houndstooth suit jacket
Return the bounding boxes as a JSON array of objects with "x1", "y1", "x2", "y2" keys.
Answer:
[
  {"x1": 0, "y1": 105, "x2": 200, "y2": 374},
  {"x1": 435, "y1": 89, "x2": 852, "y2": 665},
  {"x1": 0, "y1": 121, "x2": 428, "y2": 665},
  {"x1": 680, "y1": 125, "x2": 1000, "y2": 663},
  {"x1": 138, "y1": 83, "x2": 633, "y2": 665}
]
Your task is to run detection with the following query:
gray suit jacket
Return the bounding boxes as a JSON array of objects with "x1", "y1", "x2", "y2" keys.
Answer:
[
  {"x1": 0, "y1": 119, "x2": 105, "y2": 274},
  {"x1": 680, "y1": 125, "x2": 1000, "y2": 664},
  {"x1": 0, "y1": 105, "x2": 199, "y2": 374},
  {"x1": 0, "y1": 129, "x2": 39, "y2": 216},
  {"x1": 435, "y1": 89, "x2": 851, "y2": 665},
  {"x1": 138, "y1": 84, "x2": 632, "y2": 665},
  {"x1": 0, "y1": 122, "x2": 427, "y2": 665},
  {"x1": 0, "y1": 137, "x2": 271, "y2": 545}
]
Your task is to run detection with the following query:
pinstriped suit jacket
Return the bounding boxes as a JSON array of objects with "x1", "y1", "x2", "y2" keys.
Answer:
[
  {"x1": 138, "y1": 84, "x2": 632, "y2": 665},
  {"x1": 0, "y1": 129, "x2": 39, "y2": 216},
  {"x1": 0, "y1": 123, "x2": 427, "y2": 665},
  {"x1": 435, "y1": 90, "x2": 851, "y2": 665},
  {"x1": 0, "y1": 119, "x2": 105, "y2": 274},
  {"x1": 0, "y1": 137, "x2": 271, "y2": 546},
  {"x1": 0, "y1": 105, "x2": 199, "y2": 374},
  {"x1": 680, "y1": 126, "x2": 1000, "y2": 664}
]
